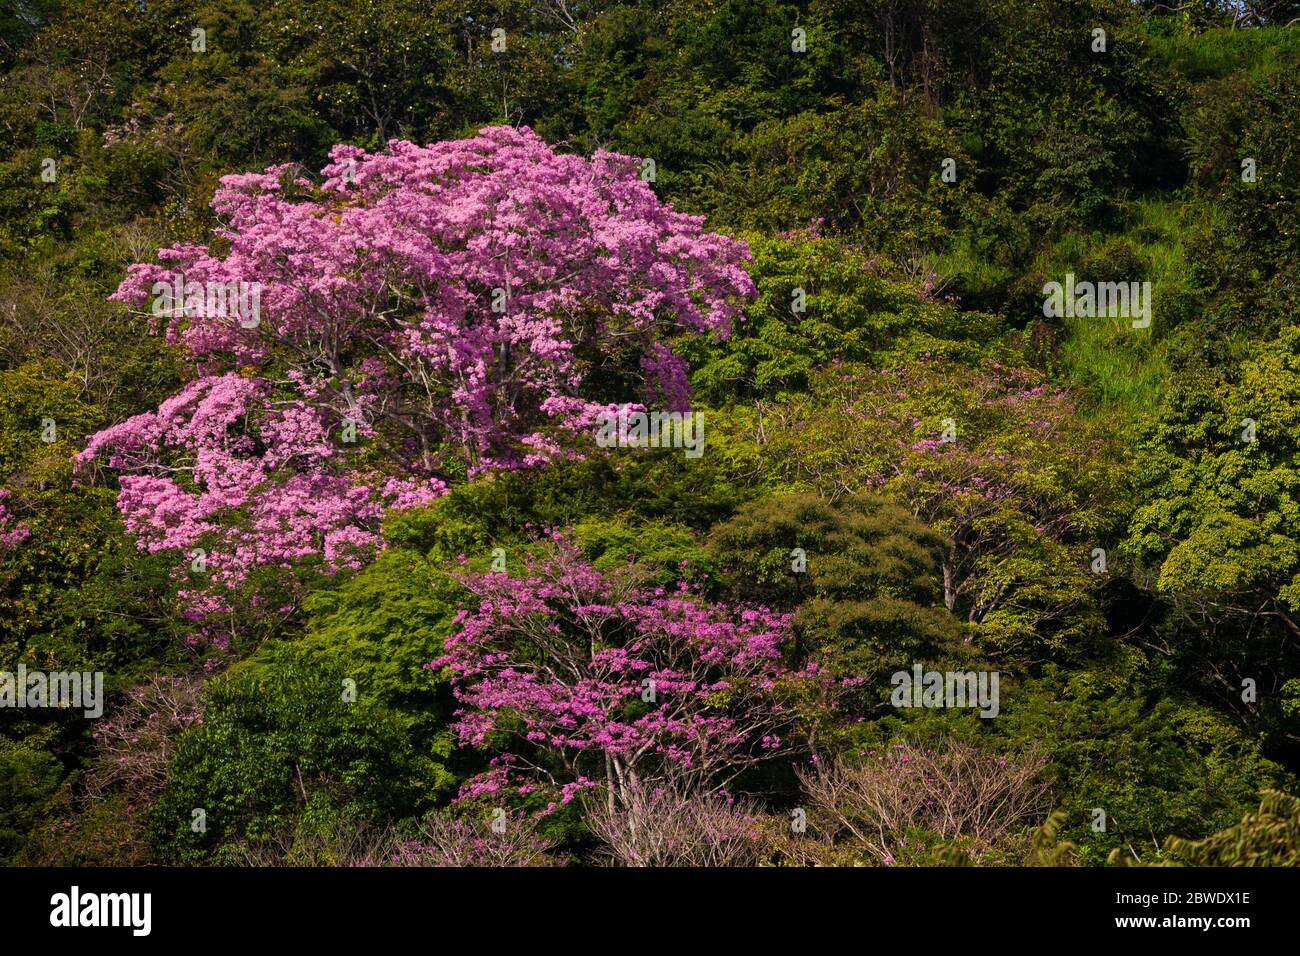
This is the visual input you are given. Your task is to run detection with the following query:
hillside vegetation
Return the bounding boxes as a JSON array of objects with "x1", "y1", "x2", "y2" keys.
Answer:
[{"x1": 2, "y1": 0, "x2": 1299, "y2": 868}]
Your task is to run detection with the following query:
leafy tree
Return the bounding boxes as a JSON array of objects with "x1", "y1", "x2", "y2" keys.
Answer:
[
  {"x1": 715, "y1": 358, "x2": 1125, "y2": 663},
  {"x1": 994, "y1": 667, "x2": 1288, "y2": 866},
  {"x1": 708, "y1": 492, "x2": 963, "y2": 658},
  {"x1": 1129, "y1": 325, "x2": 1300, "y2": 639},
  {"x1": 151, "y1": 648, "x2": 453, "y2": 864}
]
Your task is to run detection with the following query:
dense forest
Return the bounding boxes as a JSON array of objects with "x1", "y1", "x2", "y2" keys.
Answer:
[{"x1": 1, "y1": 0, "x2": 1299, "y2": 868}]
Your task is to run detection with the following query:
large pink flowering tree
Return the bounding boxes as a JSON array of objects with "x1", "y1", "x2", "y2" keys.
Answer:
[
  {"x1": 431, "y1": 540, "x2": 800, "y2": 815},
  {"x1": 78, "y1": 126, "x2": 753, "y2": 630}
]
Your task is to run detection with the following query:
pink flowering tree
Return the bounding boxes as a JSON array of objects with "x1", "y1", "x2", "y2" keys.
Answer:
[
  {"x1": 78, "y1": 126, "x2": 753, "y2": 631},
  {"x1": 430, "y1": 539, "x2": 799, "y2": 817}
]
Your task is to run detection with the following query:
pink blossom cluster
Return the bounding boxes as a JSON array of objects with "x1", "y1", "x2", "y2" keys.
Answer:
[
  {"x1": 0, "y1": 489, "x2": 29, "y2": 548},
  {"x1": 77, "y1": 373, "x2": 445, "y2": 625}
]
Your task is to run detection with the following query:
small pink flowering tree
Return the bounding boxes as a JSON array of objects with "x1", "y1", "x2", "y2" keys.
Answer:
[
  {"x1": 431, "y1": 539, "x2": 798, "y2": 816},
  {"x1": 79, "y1": 126, "x2": 754, "y2": 628}
]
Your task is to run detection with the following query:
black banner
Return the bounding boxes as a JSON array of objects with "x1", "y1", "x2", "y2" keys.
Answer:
[{"x1": 2, "y1": 865, "x2": 1287, "y2": 943}]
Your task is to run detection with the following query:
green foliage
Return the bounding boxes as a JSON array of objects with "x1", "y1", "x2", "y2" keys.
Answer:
[
  {"x1": 573, "y1": 516, "x2": 715, "y2": 588},
  {"x1": 289, "y1": 546, "x2": 460, "y2": 750},
  {"x1": 1129, "y1": 325, "x2": 1300, "y2": 626},
  {"x1": 1184, "y1": 51, "x2": 1300, "y2": 281},
  {"x1": 0, "y1": 734, "x2": 62, "y2": 863},
  {"x1": 685, "y1": 232, "x2": 999, "y2": 403},
  {"x1": 707, "y1": 358, "x2": 1126, "y2": 665},
  {"x1": 151, "y1": 646, "x2": 454, "y2": 864},
  {"x1": 706, "y1": 93, "x2": 975, "y2": 256},
  {"x1": 708, "y1": 492, "x2": 947, "y2": 610},
  {"x1": 995, "y1": 667, "x2": 1288, "y2": 866},
  {"x1": 1026, "y1": 811, "x2": 1078, "y2": 866},
  {"x1": 707, "y1": 492, "x2": 973, "y2": 753},
  {"x1": 0, "y1": 359, "x2": 98, "y2": 479},
  {"x1": 142, "y1": 538, "x2": 472, "y2": 863},
  {"x1": 1165, "y1": 790, "x2": 1300, "y2": 866},
  {"x1": 0, "y1": 358, "x2": 183, "y2": 675}
]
